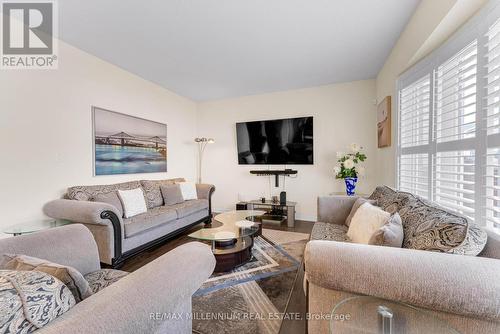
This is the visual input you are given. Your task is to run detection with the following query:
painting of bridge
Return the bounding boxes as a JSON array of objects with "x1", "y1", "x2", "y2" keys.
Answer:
[{"x1": 92, "y1": 107, "x2": 167, "y2": 175}]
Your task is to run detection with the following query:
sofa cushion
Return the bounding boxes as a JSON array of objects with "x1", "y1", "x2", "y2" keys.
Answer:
[
  {"x1": 67, "y1": 181, "x2": 142, "y2": 201},
  {"x1": 2, "y1": 254, "x2": 93, "y2": 303},
  {"x1": 396, "y1": 192, "x2": 487, "y2": 255},
  {"x1": 123, "y1": 206, "x2": 178, "y2": 237},
  {"x1": 370, "y1": 186, "x2": 487, "y2": 256},
  {"x1": 169, "y1": 199, "x2": 208, "y2": 218},
  {"x1": 0, "y1": 270, "x2": 75, "y2": 333},
  {"x1": 368, "y1": 212, "x2": 404, "y2": 248},
  {"x1": 368, "y1": 185, "x2": 400, "y2": 213},
  {"x1": 347, "y1": 202, "x2": 391, "y2": 244},
  {"x1": 84, "y1": 269, "x2": 128, "y2": 293},
  {"x1": 178, "y1": 182, "x2": 198, "y2": 200},
  {"x1": 92, "y1": 191, "x2": 124, "y2": 218},
  {"x1": 345, "y1": 197, "x2": 377, "y2": 226},
  {"x1": 140, "y1": 178, "x2": 185, "y2": 209},
  {"x1": 118, "y1": 188, "x2": 148, "y2": 218},
  {"x1": 310, "y1": 222, "x2": 350, "y2": 242},
  {"x1": 161, "y1": 184, "x2": 184, "y2": 206}
]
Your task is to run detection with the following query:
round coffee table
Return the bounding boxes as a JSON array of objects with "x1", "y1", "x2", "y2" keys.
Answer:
[
  {"x1": 188, "y1": 210, "x2": 266, "y2": 272},
  {"x1": 330, "y1": 296, "x2": 460, "y2": 334}
]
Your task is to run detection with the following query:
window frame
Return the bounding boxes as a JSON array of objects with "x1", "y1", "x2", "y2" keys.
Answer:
[{"x1": 396, "y1": 0, "x2": 500, "y2": 231}]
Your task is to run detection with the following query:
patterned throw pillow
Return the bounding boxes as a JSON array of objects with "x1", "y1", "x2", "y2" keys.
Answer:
[
  {"x1": 84, "y1": 269, "x2": 129, "y2": 294},
  {"x1": 0, "y1": 270, "x2": 75, "y2": 333},
  {"x1": 2, "y1": 254, "x2": 93, "y2": 303},
  {"x1": 369, "y1": 186, "x2": 487, "y2": 255}
]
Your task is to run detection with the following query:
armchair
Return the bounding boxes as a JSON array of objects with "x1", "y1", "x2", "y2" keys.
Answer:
[{"x1": 0, "y1": 224, "x2": 216, "y2": 334}]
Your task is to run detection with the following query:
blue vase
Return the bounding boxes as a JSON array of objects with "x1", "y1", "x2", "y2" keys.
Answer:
[{"x1": 344, "y1": 177, "x2": 358, "y2": 196}]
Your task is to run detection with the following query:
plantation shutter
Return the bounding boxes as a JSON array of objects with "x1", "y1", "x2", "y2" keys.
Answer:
[
  {"x1": 396, "y1": 1, "x2": 500, "y2": 235},
  {"x1": 484, "y1": 18, "x2": 500, "y2": 230}
]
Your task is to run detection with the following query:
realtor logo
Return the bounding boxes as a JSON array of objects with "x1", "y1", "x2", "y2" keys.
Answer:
[{"x1": 1, "y1": 0, "x2": 58, "y2": 69}]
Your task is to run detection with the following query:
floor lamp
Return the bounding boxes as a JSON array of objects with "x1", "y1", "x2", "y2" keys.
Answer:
[{"x1": 195, "y1": 137, "x2": 214, "y2": 184}]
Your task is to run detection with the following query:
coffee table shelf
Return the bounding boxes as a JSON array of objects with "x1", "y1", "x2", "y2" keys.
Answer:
[{"x1": 188, "y1": 210, "x2": 266, "y2": 272}]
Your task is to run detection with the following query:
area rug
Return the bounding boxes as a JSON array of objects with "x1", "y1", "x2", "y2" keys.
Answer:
[{"x1": 192, "y1": 228, "x2": 310, "y2": 334}]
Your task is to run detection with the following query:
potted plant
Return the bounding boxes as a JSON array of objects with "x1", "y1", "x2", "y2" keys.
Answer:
[{"x1": 334, "y1": 144, "x2": 367, "y2": 196}]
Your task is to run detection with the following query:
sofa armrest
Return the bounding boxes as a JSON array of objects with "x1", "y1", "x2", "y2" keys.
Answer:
[
  {"x1": 196, "y1": 184, "x2": 215, "y2": 216},
  {"x1": 0, "y1": 224, "x2": 100, "y2": 275},
  {"x1": 305, "y1": 240, "x2": 500, "y2": 320},
  {"x1": 317, "y1": 195, "x2": 357, "y2": 225},
  {"x1": 43, "y1": 199, "x2": 123, "y2": 227},
  {"x1": 196, "y1": 183, "x2": 215, "y2": 200},
  {"x1": 38, "y1": 242, "x2": 216, "y2": 334}
]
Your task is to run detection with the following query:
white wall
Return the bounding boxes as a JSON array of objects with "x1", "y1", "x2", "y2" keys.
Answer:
[
  {"x1": 375, "y1": 0, "x2": 487, "y2": 186},
  {"x1": 0, "y1": 41, "x2": 198, "y2": 234},
  {"x1": 197, "y1": 80, "x2": 377, "y2": 221}
]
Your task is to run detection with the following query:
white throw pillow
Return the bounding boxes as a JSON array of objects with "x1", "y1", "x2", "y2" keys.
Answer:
[
  {"x1": 117, "y1": 188, "x2": 147, "y2": 218},
  {"x1": 178, "y1": 182, "x2": 198, "y2": 201},
  {"x1": 347, "y1": 202, "x2": 390, "y2": 244}
]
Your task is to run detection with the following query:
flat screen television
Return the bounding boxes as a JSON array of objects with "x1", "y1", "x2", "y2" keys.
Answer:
[{"x1": 236, "y1": 116, "x2": 313, "y2": 165}]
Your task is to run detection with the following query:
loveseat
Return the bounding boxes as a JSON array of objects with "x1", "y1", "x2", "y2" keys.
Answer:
[
  {"x1": 305, "y1": 186, "x2": 500, "y2": 334},
  {"x1": 0, "y1": 224, "x2": 216, "y2": 333},
  {"x1": 44, "y1": 178, "x2": 215, "y2": 267}
]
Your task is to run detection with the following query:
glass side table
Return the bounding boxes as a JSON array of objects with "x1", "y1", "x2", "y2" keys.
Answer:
[
  {"x1": 330, "y1": 296, "x2": 460, "y2": 334},
  {"x1": 3, "y1": 219, "x2": 71, "y2": 236}
]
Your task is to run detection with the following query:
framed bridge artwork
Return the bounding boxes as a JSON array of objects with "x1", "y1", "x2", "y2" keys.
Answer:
[{"x1": 92, "y1": 106, "x2": 167, "y2": 175}]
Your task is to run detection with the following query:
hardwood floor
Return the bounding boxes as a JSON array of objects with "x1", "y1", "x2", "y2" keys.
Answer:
[{"x1": 121, "y1": 217, "x2": 314, "y2": 334}]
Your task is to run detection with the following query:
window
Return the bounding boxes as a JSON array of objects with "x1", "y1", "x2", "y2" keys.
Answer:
[{"x1": 397, "y1": 3, "x2": 500, "y2": 234}]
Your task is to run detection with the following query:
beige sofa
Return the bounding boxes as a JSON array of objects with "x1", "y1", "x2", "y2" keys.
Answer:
[
  {"x1": 43, "y1": 178, "x2": 215, "y2": 267},
  {"x1": 0, "y1": 224, "x2": 215, "y2": 333},
  {"x1": 305, "y1": 186, "x2": 500, "y2": 334}
]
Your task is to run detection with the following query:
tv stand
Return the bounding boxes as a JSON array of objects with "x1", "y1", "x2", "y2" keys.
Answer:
[
  {"x1": 243, "y1": 200, "x2": 296, "y2": 227},
  {"x1": 249, "y1": 169, "x2": 297, "y2": 187}
]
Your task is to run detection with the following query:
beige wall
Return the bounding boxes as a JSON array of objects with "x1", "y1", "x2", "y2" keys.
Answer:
[
  {"x1": 0, "y1": 41, "x2": 198, "y2": 235},
  {"x1": 375, "y1": 0, "x2": 487, "y2": 186},
  {"x1": 197, "y1": 80, "x2": 377, "y2": 221}
]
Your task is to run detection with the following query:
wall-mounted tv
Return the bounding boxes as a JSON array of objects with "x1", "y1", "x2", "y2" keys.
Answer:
[{"x1": 236, "y1": 116, "x2": 313, "y2": 165}]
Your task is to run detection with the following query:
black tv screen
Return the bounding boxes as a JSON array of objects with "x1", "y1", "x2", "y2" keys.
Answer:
[{"x1": 236, "y1": 116, "x2": 313, "y2": 165}]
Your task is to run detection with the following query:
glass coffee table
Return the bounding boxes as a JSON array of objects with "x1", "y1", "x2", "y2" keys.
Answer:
[
  {"x1": 189, "y1": 210, "x2": 266, "y2": 272},
  {"x1": 3, "y1": 219, "x2": 71, "y2": 236},
  {"x1": 330, "y1": 296, "x2": 460, "y2": 334}
]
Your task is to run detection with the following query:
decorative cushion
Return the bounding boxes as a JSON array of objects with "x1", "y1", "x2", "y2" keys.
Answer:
[
  {"x1": 84, "y1": 269, "x2": 128, "y2": 294},
  {"x1": 368, "y1": 213, "x2": 404, "y2": 248},
  {"x1": 123, "y1": 206, "x2": 178, "y2": 237},
  {"x1": 0, "y1": 270, "x2": 75, "y2": 333},
  {"x1": 2, "y1": 254, "x2": 93, "y2": 303},
  {"x1": 345, "y1": 197, "x2": 377, "y2": 226},
  {"x1": 117, "y1": 188, "x2": 148, "y2": 218},
  {"x1": 161, "y1": 184, "x2": 184, "y2": 206},
  {"x1": 66, "y1": 181, "x2": 142, "y2": 201},
  {"x1": 310, "y1": 222, "x2": 350, "y2": 242},
  {"x1": 368, "y1": 185, "x2": 400, "y2": 213},
  {"x1": 140, "y1": 178, "x2": 185, "y2": 209},
  {"x1": 178, "y1": 182, "x2": 198, "y2": 201},
  {"x1": 347, "y1": 202, "x2": 390, "y2": 244},
  {"x1": 397, "y1": 192, "x2": 487, "y2": 255},
  {"x1": 92, "y1": 191, "x2": 124, "y2": 218}
]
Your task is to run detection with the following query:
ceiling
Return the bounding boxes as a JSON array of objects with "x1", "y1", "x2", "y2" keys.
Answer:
[{"x1": 59, "y1": 0, "x2": 420, "y2": 101}]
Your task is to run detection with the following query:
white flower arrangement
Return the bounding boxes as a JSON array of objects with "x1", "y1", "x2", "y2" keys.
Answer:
[{"x1": 334, "y1": 143, "x2": 367, "y2": 179}]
